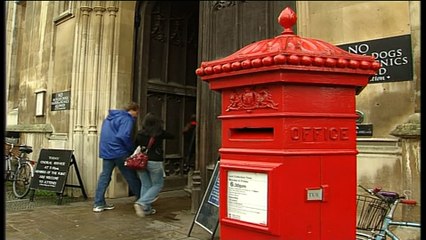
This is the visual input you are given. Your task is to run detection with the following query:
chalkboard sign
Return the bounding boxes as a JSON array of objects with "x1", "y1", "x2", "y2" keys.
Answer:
[
  {"x1": 30, "y1": 149, "x2": 73, "y2": 192},
  {"x1": 193, "y1": 161, "x2": 220, "y2": 236}
]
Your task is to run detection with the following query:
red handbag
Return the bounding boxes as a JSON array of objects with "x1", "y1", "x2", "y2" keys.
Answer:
[{"x1": 124, "y1": 137, "x2": 154, "y2": 170}]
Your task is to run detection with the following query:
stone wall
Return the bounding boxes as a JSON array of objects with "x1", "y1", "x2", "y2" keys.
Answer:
[{"x1": 296, "y1": 1, "x2": 420, "y2": 138}]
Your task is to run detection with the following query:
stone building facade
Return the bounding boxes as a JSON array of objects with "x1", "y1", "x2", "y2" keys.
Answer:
[{"x1": 5, "y1": 1, "x2": 420, "y2": 227}]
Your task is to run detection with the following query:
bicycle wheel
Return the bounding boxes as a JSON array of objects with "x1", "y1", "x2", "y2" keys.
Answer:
[
  {"x1": 356, "y1": 231, "x2": 374, "y2": 240},
  {"x1": 13, "y1": 162, "x2": 33, "y2": 198},
  {"x1": 356, "y1": 235, "x2": 373, "y2": 240}
]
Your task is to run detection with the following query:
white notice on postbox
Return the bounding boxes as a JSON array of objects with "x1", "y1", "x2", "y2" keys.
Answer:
[{"x1": 227, "y1": 171, "x2": 268, "y2": 225}]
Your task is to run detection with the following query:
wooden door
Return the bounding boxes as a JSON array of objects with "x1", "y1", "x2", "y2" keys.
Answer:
[{"x1": 133, "y1": 1, "x2": 199, "y2": 189}]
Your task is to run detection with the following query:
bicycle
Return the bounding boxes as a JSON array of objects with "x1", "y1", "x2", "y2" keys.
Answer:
[
  {"x1": 4, "y1": 141, "x2": 36, "y2": 198},
  {"x1": 356, "y1": 184, "x2": 421, "y2": 240}
]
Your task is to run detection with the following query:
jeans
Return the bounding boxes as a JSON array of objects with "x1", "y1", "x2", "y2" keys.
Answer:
[
  {"x1": 135, "y1": 161, "x2": 164, "y2": 212},
  {"x1": 94, "y1": 156, "x2": 141, "y2": 207}
]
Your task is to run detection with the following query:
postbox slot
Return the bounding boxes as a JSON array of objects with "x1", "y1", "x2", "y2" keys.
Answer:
[{"x1": 230, "y1": 127, "x2": 274, "y2": 140}]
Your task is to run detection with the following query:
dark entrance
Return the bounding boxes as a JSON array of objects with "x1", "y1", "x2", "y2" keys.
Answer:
[{"x1": 133, "y1": 1, "x2": 199, "y2": 191}]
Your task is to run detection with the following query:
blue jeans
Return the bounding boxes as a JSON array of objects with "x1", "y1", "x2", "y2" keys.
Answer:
[
  {"x1": 94, "y1": 156, "x2": 141, "y2": 207},
  {"x1": 135, "y1": 161, "x2": 164, "y2": 212}
]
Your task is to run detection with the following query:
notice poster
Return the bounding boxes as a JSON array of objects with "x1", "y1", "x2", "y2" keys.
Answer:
[
  {"x1": 30, "y1": 149, "x2": 73, "y2": 192},
  {"x1": 227, "y1": 171, "x2": 268, "y2": 225}
]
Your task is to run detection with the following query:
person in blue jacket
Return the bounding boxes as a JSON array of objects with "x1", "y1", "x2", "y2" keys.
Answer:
[{"x1": 93, "y1": 102, "x2": 142, "y2": 212}]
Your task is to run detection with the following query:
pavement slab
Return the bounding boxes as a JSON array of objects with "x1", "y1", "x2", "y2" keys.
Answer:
[{"x1": 5, "y1": 190, "x2": 219, "y2": 240}]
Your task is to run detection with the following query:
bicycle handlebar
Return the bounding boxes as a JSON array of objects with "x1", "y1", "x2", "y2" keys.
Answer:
[
  {"x1": 358, "y1": 184, "x2": 417, "y2": 205},
  {"x1": 400, "y1": 199, "x2": 417, "y2": 205}
]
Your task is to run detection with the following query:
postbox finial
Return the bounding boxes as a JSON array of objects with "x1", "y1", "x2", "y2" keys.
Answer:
[{"x1": 278, "y1": 6, "x2": 297, "y2": 35}]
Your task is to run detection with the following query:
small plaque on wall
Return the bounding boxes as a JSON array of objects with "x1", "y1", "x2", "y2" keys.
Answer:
[
  {"x1": 51, "y1": 91, "x2": 71, "y2": 111},
  {"x1": 356, "y1": 124, "x2": 373, "y2": 137}
]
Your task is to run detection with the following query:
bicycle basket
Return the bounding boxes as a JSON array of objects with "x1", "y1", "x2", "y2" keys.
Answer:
[{"x1": 356, "y1": 194, "x2": 390, "y2": 231}]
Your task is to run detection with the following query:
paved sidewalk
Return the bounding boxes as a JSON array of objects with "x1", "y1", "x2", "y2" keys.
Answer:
[{"x1": 5, "y1": 190, "x2": 218, "y2": 240}]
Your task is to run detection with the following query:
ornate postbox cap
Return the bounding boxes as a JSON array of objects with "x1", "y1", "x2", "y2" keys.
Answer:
[{"x1": 196, "y1": 7, "x2": 381, "y2": 92}]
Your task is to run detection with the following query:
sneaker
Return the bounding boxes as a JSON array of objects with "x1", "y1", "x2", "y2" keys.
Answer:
[
  {"x1": 144, "y1": 208, "x2": 156, "y2": 216},
  {"x1": 134, "y1": 203, "x2": 145, "y2": 217},
  {"x1": 92, "y1": 203, "x2": 115, "y2": 213}
]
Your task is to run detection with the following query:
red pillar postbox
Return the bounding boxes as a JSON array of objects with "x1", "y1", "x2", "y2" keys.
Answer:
[{"x1": 196, "y1": 7, "x2": 380, "y2": 240}]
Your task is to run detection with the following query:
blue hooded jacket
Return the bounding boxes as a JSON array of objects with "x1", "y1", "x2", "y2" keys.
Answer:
[{"x1": 99, "y1": 110, "x2": 135, "y2": 159}]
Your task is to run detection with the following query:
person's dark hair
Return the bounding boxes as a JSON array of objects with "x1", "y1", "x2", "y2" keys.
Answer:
[
  {"x1": 141, "y1": 112, "x2": 163, "y2": 137},
  {"x1": 124, "y1": 102, "x2": 140, "y2": 111}
]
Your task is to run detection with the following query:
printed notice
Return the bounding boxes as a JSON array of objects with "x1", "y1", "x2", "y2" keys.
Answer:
[
  {"x1": 227, "y1": 171, "x2": 268, "y2": 225},
  {"x1": 30, "y1": 149, "x2": 73, "y2": 192},
  {"x1": 51, "y1": 91, "x2": 71, "y2": 111},
  {"x1": 207, "y1": 170, "x2": 220, "y2": 207}
]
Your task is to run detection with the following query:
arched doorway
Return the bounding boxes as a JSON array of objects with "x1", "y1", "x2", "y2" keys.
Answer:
[{"x1": 133, "y1": 1, "x2": 199, "y2": 191}]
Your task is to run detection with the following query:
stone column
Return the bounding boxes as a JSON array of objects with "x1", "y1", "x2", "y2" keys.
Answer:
[
  {"x1": 390, "y1": 113, "x2": 421, "y2": 222},
  {"x1": 103, "y1": 5, "x2": 119, "y2": 111},
  {"x1": 88, "y1": 5, "x2": 105, "y2": 133},
  {"x1": 409, "y1": 1, "x2": 421, "y2": 114},
  {"x1": 6, "y1": 2, "x2": 24, "y2": 119},
  {"x1": 71, "y1": 5, "x2": 92, "y2": 197},
  {"x1": 75, "y1": 6, "x2": 92, "y2": 132},
  {"x1": 85, "y1": 5, "x2": 106, "y2": 196},
  {"x1": 100, "y1": 4, "x2": 131, "y2": 198}
]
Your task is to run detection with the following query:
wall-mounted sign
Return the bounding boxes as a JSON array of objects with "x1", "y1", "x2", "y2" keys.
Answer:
[
  {"x1": 338, "y1": 34, "x2": 413, "y2": 84},
  {"x1": 356, "y1": 124, "x2": 373, "y2": 137},
  {"x1": 35, "y1": 89, "x2": 46, "y2": 116},
  {"x1": 51, "y1": 91, "x2": 71, "y2": 111}
]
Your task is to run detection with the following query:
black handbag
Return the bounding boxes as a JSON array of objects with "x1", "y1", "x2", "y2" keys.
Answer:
[{"x1": 124, "y1": 137, "x2": 155, "y2": 170}]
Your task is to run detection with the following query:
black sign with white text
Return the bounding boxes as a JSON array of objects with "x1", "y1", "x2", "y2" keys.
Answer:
[
  {"x1": 356, "y1": 124, "x2": 373, "y2": 137},
  {"x1": 30, "y1": 149, "x2": 73, "y2": 193},
  {"x1": 51, "y1": 91, "x2": 71, "y2": 111},
  {"x1": 338, "y1": 34, "x2": 413, "y2": 83},
  {"x1": 194, "y1": 161, "x2": 220, "y2": 234}
]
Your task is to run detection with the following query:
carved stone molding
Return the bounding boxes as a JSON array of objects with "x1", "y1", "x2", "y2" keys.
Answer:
[
  {"x1": 107, "y1": 6, "x2": 119, "y2": 16},
  {"x1": 93, "y1": 6, "x2": 106, "y2": 16},
  {"x1": 212, "y1": 1, "x2": 245, "y2": 11},
  {"x1": 80, "y1": 6, "x2": 92, "y2": 16}
]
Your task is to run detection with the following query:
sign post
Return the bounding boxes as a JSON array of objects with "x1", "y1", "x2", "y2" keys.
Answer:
[
  {"x1": 188, "y1": 160, "x2": 220, "y2": 239},
  {"x1": 29, "y1": 149, "x2": 88, "y2": 204}
]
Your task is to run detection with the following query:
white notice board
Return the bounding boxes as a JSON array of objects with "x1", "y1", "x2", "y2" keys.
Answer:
[{"x1": 227, "y1": 171, "x2": 268, "y2": 225}]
